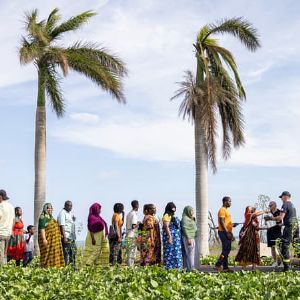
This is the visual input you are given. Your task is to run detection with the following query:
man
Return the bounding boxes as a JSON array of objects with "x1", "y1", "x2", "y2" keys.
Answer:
[
  {"x1": 264, "y1": 201, "x2": 282, "y2": 267},
  {"x1": 215, "y1": 196, "x2": 236, "y2": 272},
  {"x1": 125, "y1": 200, "x2": 139, "y2": 267},
  {"x1": 270, "y1": 191, "x2": 299, "y2": 271},
  {"x1": 57, "y1": 200, "x2": 76, "y2": 268},
  {"x1": 0, "y1": 190, "x2": 14, "y2": 266}
]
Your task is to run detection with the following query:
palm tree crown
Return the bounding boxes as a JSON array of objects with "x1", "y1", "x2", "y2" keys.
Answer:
[
  {"x1": 172, "y1": 17, "x2": 260, "y2": 172},
  {"x1": 19, "y1": 8, "x2": 128, "y2": 116}
]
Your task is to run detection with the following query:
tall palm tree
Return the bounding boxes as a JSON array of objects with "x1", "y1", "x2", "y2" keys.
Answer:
[
  {"x1": 19, "y1": 8, "x2": 127, "y2": 253},
  {"x1": 172, "y1": 17, "x2": 260, "y2": 256}
]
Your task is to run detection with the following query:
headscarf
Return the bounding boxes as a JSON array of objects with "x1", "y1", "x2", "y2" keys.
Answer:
[
  {"x1": 88, "y1": 203, "x2": 108, "y2": 235},
  {"x1": 181, "y1": 206, "x2": 197, "y2": 239},
  {"x1": 41, "y1": 203, "x2": 53, "y2": 219}
]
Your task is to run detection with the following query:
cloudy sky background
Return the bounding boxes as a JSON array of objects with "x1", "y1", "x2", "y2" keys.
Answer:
[{"x1": 1, "y1": 0, "x2": 300, "y2": 239}]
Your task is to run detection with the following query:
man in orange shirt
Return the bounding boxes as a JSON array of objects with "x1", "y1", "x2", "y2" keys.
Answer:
[{"x1": 215, "y1": 196, "x2": 235, "y2": 272}]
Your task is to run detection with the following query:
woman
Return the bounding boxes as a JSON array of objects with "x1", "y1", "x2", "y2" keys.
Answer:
[
  {"x1": 82, "y1": 203, "x2": 109, "y2": 266},
  {"x1": 7, "y1": 207, "x2": 25, "y2": 266},
  {"x1": 140, "y1": 204, "x2": 161, "y2": 266},
  {"x1": 109, "y1": 203, "x2": 124, "y2": 265},
  {"x1": 235, "y1": 206, "x2": 268, "y2": 270},
  {"x1": 38, "y1": 203, "x2": 65, "y2": 268},
  {"x1": 181, "y1": 206, "x2": 200, "y2": 271},
  {"x1": 162, "y1": 202, "x2": 183, "y2": 270}
]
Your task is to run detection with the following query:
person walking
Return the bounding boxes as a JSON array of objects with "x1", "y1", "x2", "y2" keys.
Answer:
[
  {"x1": 215, "y1": 197, "x2": 235, "y2": 272},
  {"x1": 181, "y1": 206, "x2": 200, "y2": 271},
  {"x1": 38, "y1": 203, "x2": 65, "y2": 268},
  {"x1": 82, "y1": 203, "x2": 109, "y2": 266},
  {"x1": 109, "y1": 203, "x2": 124, "y2": 265},
  {"x1": 0, "y1": 190, "x2": 14, "y2": 266},
  {"x1": 267, "y1": 191, "x2": 299, "y2": 271},
  {"x1": 162, "y1": 202, "x2": 183, "y2": 270},
  {"x1": 7, "y1": 207, "x2": 25, "y2": 266},
  {"x1": 235, "y1": 206, "x2": 267, "y2": 270},
  {"x1": 57, "y1": 201, "x2": 77, "y2": 268},
  {"x1": 264, "y1": 201, "x2": 282, "y2": 267},
  {"x1": 125, "y1": 200, "x2": 139, "y2": 267}
]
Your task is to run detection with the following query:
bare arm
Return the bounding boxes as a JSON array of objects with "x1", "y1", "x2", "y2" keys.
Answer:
[
  {"x1": 163, "y1": 221, "x2": 172, "y2": 244},
  {"x1": 40, "y1": 229, "x2": 47, "y2": 246},
  {"x1": 219, "y1": 217, "x2": 227, "y2": 232},
  {"x1": 90, "y1": 231, "x2": 96, "y2": 245},
  {"x1": 273, "y1": 212, "x2": 285, "y2": 222}
]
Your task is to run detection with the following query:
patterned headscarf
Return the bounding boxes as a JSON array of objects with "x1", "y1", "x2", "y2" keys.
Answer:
[
  {"x1": 41, "y1": 203, "x2": 53, "y2": 219},
  {"x1": 88, "y1": 203, "x2": 108, "y2": 235}
]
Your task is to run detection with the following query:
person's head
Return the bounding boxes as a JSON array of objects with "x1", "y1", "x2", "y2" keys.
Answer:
[
  {"x1": 15, "y1": 207, "x2": 22, "y2": 217},
  {"x1": 64, "y1": 200, "x2": 73, "y2": 212},
  {"x1": 42, "y1": 203, "x2": 53, "y2": 216},
  {"x1": 143, "y1": 204, "x2": 149, "y2": 215},
  {"x1": 89, "y1": 203, "x2": 101, "y2": 216},
  {"x1": 183, "y1": 206, "x2": 194, "y2": 219},
  {"x1": 268, "y1": 201, "x2": 277, "y2": 212},
  {"x1": 148, "y1": 204, "x2": 156, "y2": 216},
  {"x1": 0, "y1": 190, "x2": 9, "y2": 202},
  {"x1": 131, "y1": 200, "x2": 139, "y2": 211},
  {"x1": 222, "y1": 196, "x2": 231, "y2": 208},
  {"x1": 164, "y1": 202, "x2": 176, "y2": 216},
  {"x1": 27, "y1": 225, "x2": 34, "y2": 235},
  {"x1": 279, "y1": 191, "x2": 291, "y2": 202},
  {"x1": 113, "y1": 203, "x2": 124, "y2": 214}
]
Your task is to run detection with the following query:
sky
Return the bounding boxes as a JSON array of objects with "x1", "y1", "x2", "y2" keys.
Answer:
[{"x1": 0, "y1": 0, "x2": 300, "y2": 240}]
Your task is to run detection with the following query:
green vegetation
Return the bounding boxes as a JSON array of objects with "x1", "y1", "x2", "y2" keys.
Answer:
[{"x1": 0, "y1": 261, "x2": 298, "y2": 299}]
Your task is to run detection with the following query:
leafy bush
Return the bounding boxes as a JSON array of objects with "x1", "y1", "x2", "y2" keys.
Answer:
[{"x1": 0, "y1": 263, "x2": 299, "y2": 299}]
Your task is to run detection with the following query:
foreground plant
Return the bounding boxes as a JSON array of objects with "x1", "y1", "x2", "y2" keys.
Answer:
[
  {"x1": 19, "y1": 8, "x2": 127, "y2": 252},
  {"x1": 172, "y1": 17, "x2": 260, "y2": 255}
]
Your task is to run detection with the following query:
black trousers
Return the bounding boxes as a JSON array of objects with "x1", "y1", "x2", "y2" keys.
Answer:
[
  {"x1": 216, "y1": 231, "x2": 232, "y2": 269},
  {"x1": 281, "y1": 225, "x2": 300, "y2": 264}
]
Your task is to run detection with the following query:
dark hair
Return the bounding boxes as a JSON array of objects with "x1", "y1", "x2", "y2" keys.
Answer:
[
  {"x1": 65, "y1": 200, "x2": 72, "y2": 207},
  {"x1": 131, "y1": 200, "x2": 139, "y2": 209},
  {"x1": 222, "y1": 196, "x2": 231, "y2": 204},
  {"x1": 27, "y1": 225, "x2": 34, "y2": 231},
  {"x1": 164, "y1": 202, "x2": 178, "y2": 228},
  {"x1": 15, "y1": 207, "x2": 21, "y2": 216},
  {"x1": 143, "y1": 204, "x2": 150, "y2": 214},
  {"x1": 113, "y1": 203, "x2": 124, "y2": 214}
]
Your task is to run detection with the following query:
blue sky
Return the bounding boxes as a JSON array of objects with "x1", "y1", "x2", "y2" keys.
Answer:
[{"x1": 1, "y1": 0, "x2": 300, "y2": 240}]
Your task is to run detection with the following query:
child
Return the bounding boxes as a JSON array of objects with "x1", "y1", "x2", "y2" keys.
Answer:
[{"x1": 23, "y1": 225, "x2": 34, "y2": 267}]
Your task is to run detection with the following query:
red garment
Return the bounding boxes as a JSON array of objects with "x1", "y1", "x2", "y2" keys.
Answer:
[{"x1": 7, "y1": 220, "x2": 25, "y2": 261}]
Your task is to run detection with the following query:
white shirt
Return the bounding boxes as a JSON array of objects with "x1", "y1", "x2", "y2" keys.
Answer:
[
  {"x1": 0, "y1": 201, "x2": 15, "y2": 236},
  {"x1": 24, "y1": 233, "x2": 34, "y2": 252},
  {"x1": 57, "y1": 209, "x2": 76, "y2": 240},
  {"x1": 126, "y1": 210, "x2": 138, "y2": 238}
]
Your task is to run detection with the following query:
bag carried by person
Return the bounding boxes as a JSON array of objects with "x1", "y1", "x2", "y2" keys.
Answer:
[{"x1": 108, "y1": 224, "x2": 117, "y2": 240}]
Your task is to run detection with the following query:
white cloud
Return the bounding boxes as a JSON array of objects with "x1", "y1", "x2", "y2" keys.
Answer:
[{"x1": 70, "y1": 113, "x2": 100, "y2": 124}]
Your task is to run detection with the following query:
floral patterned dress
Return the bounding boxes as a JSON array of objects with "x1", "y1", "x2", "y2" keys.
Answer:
[{"x1": 162, "y1": 216, "x2": 183, "y2": 270}]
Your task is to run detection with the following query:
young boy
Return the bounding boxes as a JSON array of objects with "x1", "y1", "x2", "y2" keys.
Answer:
[{"x1": 23, "y1": 225, "x2": 34, "y2": 267}]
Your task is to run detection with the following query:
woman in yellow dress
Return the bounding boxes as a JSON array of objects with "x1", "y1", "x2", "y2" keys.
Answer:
[
  {"x1": 38, "y1": 203, "x2": 65, "y2": 268},
  {"x1": 82, "y1": 203, "x2": 109, "y2": 266}
]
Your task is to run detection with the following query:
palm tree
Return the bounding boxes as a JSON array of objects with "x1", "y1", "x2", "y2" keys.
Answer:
[
  {"x1": 172, "y1": 18, "x2": 260, "y2": 256},
  {"x1": 19, "y1": 8, "x2": 127, "y2": 253}
]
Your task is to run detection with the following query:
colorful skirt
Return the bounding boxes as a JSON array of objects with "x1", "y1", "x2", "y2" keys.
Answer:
[
  {"x1": 7, "y1": 223, "x2": 25, "y2": 261},
  {"x1": 38, "y1": 219, "x2": 65, "y2": 268},
  {"x1": 82, "y1": 230, "x2": 109, "y2": 266}
]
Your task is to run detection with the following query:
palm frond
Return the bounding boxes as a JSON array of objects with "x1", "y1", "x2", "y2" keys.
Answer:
[
  {"x1": 44, "y1": 65, "x2": 65, "y2": 117},
  {"x1": 19, "y1": 37, "x2": 41, "y2": 64},
  {"x1": 45, "y1": 8, "x2": 61, "y2": 33},
  {"x1": 204, "y1": 17, "x2": 261, "y2": 51},
  {"x1": 24, "y1": 9, "x2": 49, "y2": 45},
  {"x1": 51, "y1": 11, "x2": 96, "y2": 39},
  {"x1": 44, "y1": 47, "x2": 69, "y2": 76},
  {"x1": 65, "y1": 49, "x2": 126, "y2": 102}
]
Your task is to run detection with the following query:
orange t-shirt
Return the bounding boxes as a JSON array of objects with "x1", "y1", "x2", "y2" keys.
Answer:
[
  {"x1": 112, "y1": 213, "x2": 123, "y2": 227},
  {"x1": 218, "y1": 207, "x2": 233, "y2": 232}
]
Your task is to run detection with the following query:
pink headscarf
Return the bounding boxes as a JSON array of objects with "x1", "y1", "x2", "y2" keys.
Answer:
[{"x1": 87, "y1": 203, "x2": 108, "y2": 235}]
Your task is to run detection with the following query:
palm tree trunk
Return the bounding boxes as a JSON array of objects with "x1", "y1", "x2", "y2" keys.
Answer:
[
  {"x1": 34, "y1": 69, "x2": 46, "y2": 255},
  {"x1": 195, "y1": 56, "x2": 209, "y2": 256},
  {"x1": 194, "y1": 109, "x2": 209, "y2": 257}
]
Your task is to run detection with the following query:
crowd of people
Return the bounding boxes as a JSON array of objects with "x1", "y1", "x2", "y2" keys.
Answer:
[{"x1": 0, "y1": 188, "x2": 298, "y2": 272}]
